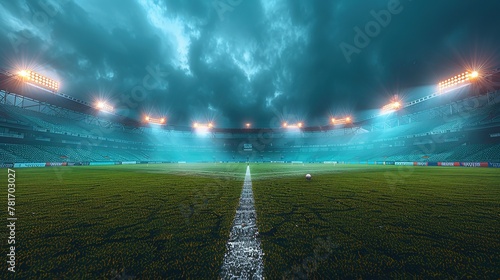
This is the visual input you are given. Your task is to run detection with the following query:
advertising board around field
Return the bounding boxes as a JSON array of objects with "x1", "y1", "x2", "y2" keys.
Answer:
[
  {"x1": 489, "y1": 162, "x2": 500, "y2": 168},
  {"x1": 385, "y1": 161, "x2": 395, "y2": 165},
  {"x1": 121, "y1": 161, "x2": 137, "y2": 165},
  {"x1": 0, "y1": 163, "x2": 14, "y2": 168},
  {"x1": 89, "y1": 162, "x2": 116, "y2": 166},
  {"x1": 395, "y1": 162, "x2": 413, "y2": 166},
  {"x1": 438, "y1": 162, "x2": 460, "y2": 167},
  {"x1": 14, "y1": 162, "x2": 46, "y2": 168},
  {"x1": 460, "y1": 162, "x2": 488, "y2": 167},
  {"x1": 45, "y1": 162, "x2": 67, "y2": 167},
  {"x1": 414, "y1": 162, "x2": 428, "y2": 166}
]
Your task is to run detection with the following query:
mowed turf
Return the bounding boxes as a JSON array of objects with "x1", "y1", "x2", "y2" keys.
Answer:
[
  {"x1": 251, "y1": 164, "x2": 500, "y2": 279},
  {"x1": 5, "y1": 163, "x2": 500, "y2": 279},
  {"x1": 7, "y1": 163, "x2": 245, "y2": 279}
]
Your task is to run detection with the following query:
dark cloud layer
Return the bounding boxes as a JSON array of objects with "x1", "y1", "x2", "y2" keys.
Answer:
[{"x1": 1, "y1": 0, "x2": 499, "y2": 127}]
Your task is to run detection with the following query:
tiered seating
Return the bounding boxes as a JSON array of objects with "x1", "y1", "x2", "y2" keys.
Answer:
[
  {"x1": 445, "y1": 144, "x2": 488, "y2": 161},
  {"x1": 0, "y1": 93, "x2": 499, "y2": 163},
  {"x1": 466, "y1": 144, "x2": 500, "y2": 162},
  {"x1": 0, "y1": 144, "x2": 52, "y2": 162},
  {"x1": 0, "y1": 145, "x2": 19, "y2": 162}
]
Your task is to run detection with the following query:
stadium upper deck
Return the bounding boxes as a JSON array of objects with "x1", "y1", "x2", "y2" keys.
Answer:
[
  {"x1": 1, "y1": 67, "x2": 499, "y2": 164},
  {"x1": 0, "y1": 89, "x2": 498, "y2": 163},
  {"x1": 1, "y1": 67, "x2": 499, "y2": 132}
]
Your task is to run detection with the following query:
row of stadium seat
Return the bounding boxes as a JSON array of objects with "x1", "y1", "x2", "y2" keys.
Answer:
[
  {"x1": 2, "y1": 142, "x2": 498, "y2": 163},
  {"x1": 0, "y1": 92, "x2": 499, "y2": 163}
]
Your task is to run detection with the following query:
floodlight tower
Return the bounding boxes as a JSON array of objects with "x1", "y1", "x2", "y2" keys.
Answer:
[
  {"x1": 17, "y1": 70, "x2": 60, "y2": 92},
  {"x1": 144, "y1": 115, "x2": 166, "y2": 125},
  {"x1": 438, "y1": 70, "x2": 480, "y2": 93},
  {"x1": 193, "y1": 121, "x2": 215, "y2": 137},
  {"x1": 381, "y1": 101, "x2": 401, "y2": 112},
  {"x1": 282, "y1": 122, "x2": 303, "y2": 129},
  {"x1": 330, "y1": 116, "x2": 352, "y2": 125},
  {"x1": 95, "y1": 101, "x2": 114, "y2": 113},
  {"x1": 380, "y1": 95, "x2": 403, "y2": 116},
  {"x1": 193, "y1": 122, "x2": 214, "y2": 129}
]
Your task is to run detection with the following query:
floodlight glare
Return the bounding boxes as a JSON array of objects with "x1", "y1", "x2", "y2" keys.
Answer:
[
  {"x1": 331, "y1": 116, "x2": 352, "y2": 125},
  {"x1": 383, "y1": 102, "x2": 401, "y2": 111},
  {"x1": 381, "y1": 101, "x2": 402, "y2": 112},
  {"x1": 245, "y1": 123, "x2": 251, "y2": 128},
  {"x1": 283, "y1": 122, "x2": 304, "y2": 129},
  {"x1": 193, "y1": 122, "x2": 213, "y2": 129},
  {"x1": 144, "y1": 115, "x2": 166, "y2": 125},
  {"x1": 17, "y1": 70, "x2": 59, "y2": 92},
  {"x1": 95, "y1": 101, "x2": 114, "y2": 113},
  {"x1": 438, "y1": 70, "x2": 479, "y2": 92}
]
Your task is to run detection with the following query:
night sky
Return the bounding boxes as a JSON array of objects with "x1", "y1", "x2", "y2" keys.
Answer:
[{"x1": 0, "y1": 0, "x2": 499, "y2": 127}]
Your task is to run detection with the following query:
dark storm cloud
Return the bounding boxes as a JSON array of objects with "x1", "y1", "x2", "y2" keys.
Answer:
[{"x1": 0, "y1": 0, "x2": 499, "y2": 127}]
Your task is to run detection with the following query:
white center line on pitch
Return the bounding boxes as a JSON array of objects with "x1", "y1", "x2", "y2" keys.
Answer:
[{"x1": 220, "y1": 165, "x2": 264, "y2": 279}]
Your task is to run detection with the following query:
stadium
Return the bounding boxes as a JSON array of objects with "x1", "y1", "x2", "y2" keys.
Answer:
[
  {"x1": 1, "y1": 1, "x2": 500, "y2": 279},
  {"x1": 1, "y1": 71, "x2": 500, "y2": 165}
]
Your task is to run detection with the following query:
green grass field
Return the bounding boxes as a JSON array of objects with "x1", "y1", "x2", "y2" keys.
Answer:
[{"x1": 4, "y1": 163, "x2": 500, "y2": 279}]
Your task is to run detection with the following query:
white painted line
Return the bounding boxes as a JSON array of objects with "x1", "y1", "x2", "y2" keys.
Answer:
[{"x1": 220, "y1": 166, "x2": 264, "y2": 279}]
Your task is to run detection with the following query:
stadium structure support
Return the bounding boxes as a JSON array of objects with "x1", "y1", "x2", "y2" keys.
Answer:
[{"x1": 0, "y1": 90, "x2": 124, "y2": 130}]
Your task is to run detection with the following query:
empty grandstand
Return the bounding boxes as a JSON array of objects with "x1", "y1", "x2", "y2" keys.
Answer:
[{"x1": 1, "y1": 72, "x2": 499, "y2": 165}]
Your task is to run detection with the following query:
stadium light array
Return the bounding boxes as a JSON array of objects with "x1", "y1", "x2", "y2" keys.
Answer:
[
  {"x1": 282, "y1": 122, "x2": 303, "y2": 128},
  {"x1": 245, "y1": 123, "x2": 251, "y2": 128},
  {"x1": 144, "y1": 115, "x2": 166, "y2": 125},
  {"x1": 438, "y1": 71, "x2": 479, "y2": 92},
  {"x1": 381, "y1": 101, "x2": 402, "y2": 113},
  {"x1": 193, "y1": 122, "x2": 214, "y2": 135},
  {"x1": 17, "y1": 70, "x2": 59, "y2": 92},
  {"x1": 330, "y1": 116, "x2": 352, "y2": 125},
  {"x1": 193, "y1": 122, "x2": 214, "y2": 129},
  {"x1": 95, "y1": 101, "x2": 114, "y2": 113}
]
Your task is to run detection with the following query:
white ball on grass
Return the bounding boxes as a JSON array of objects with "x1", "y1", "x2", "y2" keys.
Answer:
[{"x1": 305, "y1": 174, "x2": 312, "y2": 180}]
